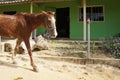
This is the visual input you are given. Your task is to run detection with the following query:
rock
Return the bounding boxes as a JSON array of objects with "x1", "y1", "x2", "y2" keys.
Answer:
[
  {"x1": 20, "y1": 39, "x2": 36, "y2": 53},
  {"x1": 4, "y1": 43, "x2": 12, "y2": 52},
  {"x1": 33, "y1": 35, "x2": 49, "y2": 51},
  {"x1": 3, "y1": 36, "x2": 48, "y2": 53},
  {"x1": 4, "y1": 39, "x2": 36, "y2": 54},
  {"x1": 4, "y1": 40, "x2": 16, "y2": 52}
]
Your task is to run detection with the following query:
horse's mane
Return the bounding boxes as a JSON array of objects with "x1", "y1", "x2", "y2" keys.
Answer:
[
  {"x1": 41, "y1": 11, "x2": 55, "y2": 16},
  {"x1": 0, "y1": 11, "x2": 55, "y2": 17},
  {"x1": 15, "y1": 12, "x2": 31, "y2": 16},
  {"x1": 15, "y1": 11, "x2": 55, "y2": 16}
]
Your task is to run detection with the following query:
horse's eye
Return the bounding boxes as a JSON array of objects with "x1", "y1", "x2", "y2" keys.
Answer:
[{"x1": 48, "y1": 20, "x2": 51, "y2": 24}]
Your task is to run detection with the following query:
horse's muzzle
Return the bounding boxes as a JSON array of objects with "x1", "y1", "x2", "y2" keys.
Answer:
[
  {"x1": 51, "y1": 35, "x2": 57, "y2": 38},
  {"x1": 51, "y1": 28, "x2": 57, "y2": 38},
  {"x1": 51, "y1": 32, "x2": 57, "y2": 38}
]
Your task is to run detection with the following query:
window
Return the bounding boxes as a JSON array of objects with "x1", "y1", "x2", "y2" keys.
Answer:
[{"x1": 79, "y1": 6, "x2": 104, "y2": 22}]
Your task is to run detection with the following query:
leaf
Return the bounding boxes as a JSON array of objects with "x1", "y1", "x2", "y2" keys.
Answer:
[
  {"x1": 83, "y1": 72, "x2": 89, "y2": 75},
  {"x1": 22, "y1": 64, "x2": 26, "y2": 67},
  {"x1": 13, "y1": 77, "x2": 23, "y2": 80}
]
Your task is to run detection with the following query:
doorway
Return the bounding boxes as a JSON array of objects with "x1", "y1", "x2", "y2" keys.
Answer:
[
  {"x1": 56, "y1": 7, "x2": 70, "y2": 38},
  {"x1": 3, "y1": 11, "x2": 16, "y2": 15}
]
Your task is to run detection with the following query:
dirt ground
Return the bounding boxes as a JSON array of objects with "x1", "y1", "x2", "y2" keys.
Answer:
[
  {"x1": 0, "y1": 39, "x2": 120, "y2": 80},
  {"x1": 35, "y1": 40, "x2": 111, "y2": 58},
  {"x1": 0, "y1": 53, "x2": 120, "y2": 80}
]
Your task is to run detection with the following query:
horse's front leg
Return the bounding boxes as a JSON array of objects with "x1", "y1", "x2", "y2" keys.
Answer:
[
  {"x1": 12, "y1": 39, "x2": 22, "y2": 64},
  {"x1": 24, "y1": 39, "x2": 38, "y2": 72}
]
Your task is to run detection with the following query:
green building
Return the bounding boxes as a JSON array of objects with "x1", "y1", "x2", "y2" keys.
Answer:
[{"x1": 0, "y1": 0, "x2": 120, "y2": 40}]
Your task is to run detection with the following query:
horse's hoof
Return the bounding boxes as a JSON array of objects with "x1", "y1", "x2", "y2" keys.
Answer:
[{"x1": 33, "y1": 67, "x2": 39, "y2": 72}]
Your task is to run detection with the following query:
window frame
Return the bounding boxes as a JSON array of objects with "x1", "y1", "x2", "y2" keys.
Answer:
[{"x1": 78, "y1": 5, "x2": 105, "y2": 22}]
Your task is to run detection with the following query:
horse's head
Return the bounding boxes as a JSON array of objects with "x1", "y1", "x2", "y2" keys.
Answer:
[{"x1": 43, "y1": 11, "x2": 57, "y2": 38}]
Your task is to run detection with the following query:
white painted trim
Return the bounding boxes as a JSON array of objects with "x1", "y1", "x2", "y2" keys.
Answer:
[
  {"x1": 30, "y1": 2, "x2": 33, "y2": 14},
  {"x1": 83, "y1": 0, "x2": 86, "y2": 41},
  {"x1": 0, "y1": 36, "x2": 1, "y2": 52},
  {"x1": 30, "y1": 2, "x2": 37, "y2": 39},
  {"x1": 87, "y1": 20, "x2": 91, "y2": 59}
]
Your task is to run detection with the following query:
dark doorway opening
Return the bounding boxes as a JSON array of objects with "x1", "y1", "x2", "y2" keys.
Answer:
[
  {"x1": 56, "y1": 7, "x2": 70, "y2": 38},
  {"x1": 3, "y1": 11, "x2": 16, "y2": 15}
]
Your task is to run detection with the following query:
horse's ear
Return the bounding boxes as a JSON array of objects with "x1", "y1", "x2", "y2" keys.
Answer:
[{"x1": 47, "y1": 11, "x2": 55, "y2": 15}]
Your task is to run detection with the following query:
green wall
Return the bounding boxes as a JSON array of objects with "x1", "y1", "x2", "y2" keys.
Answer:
[
  {"x1": 0, "y1": 3, "x2": 30, "y2": 13},
  {"x1": 35, "y1": 1, "x2": 83, "y2": 39},
  {"x1": 86, "y1": 0, "x2": 120, "y2": 39},
  {"x1": 0, "y1": 0, "x2": 120, "y2": 40},
  {"x1": 35, "y1": 0, "x2": 120, "y2": 39}
]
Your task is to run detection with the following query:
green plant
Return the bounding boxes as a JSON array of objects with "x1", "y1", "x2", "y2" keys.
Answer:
[{"x1": 103, "y1": 37, "x2": 120, "y2": 59}]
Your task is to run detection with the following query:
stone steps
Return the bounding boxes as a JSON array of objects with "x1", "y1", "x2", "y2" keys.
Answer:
[{"x1": 49, "y1": 40, "x2": 104, "y2": 53}]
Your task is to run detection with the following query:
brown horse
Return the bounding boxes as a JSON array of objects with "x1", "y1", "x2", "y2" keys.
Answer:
[{"x1": 0, "y1": 11, "x2": 57, "y2": 72}]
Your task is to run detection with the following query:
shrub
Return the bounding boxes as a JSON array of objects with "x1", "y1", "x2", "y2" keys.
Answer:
[{"x1": 103, "y1": 37, "x2": 120, "y2": 59}]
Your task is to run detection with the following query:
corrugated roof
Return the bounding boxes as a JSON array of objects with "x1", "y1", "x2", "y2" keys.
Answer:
[
  {"x1": 0, "y1": 0, "x2": 29, "y2": 4},
  {"x1": 0, "y1": 0, "x2": 74, "y2": 4}
]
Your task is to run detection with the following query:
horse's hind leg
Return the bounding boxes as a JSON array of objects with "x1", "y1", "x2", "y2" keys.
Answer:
[
  {"x1": 24, "y1": 39, "x2": 38, "y2": 72},
  {"x1": 12, "y1": 39, "x2": 22, "y2": 64}
]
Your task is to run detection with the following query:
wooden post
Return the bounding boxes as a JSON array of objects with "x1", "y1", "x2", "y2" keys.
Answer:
[
  {"x1": 30, "y1": 2, "x2": 33, "y2": 14},
  {"x1": 83, "y1": 0, "x2": 86, "y2": 41},
  {"x1": 0, "y1": 36, "x2": 3, "y2": 53},
  {"x1": 30, "y1": 2, "x2": 36, "y2": 39},
  {"x1": 87, "y1": 18, "x2": 91, "y2": 59},
  {"x1": 0, "y1": 36, "x2": 1, "y2": 53}
]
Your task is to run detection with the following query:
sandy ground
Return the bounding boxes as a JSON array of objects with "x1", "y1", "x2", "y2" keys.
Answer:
[
  {"x1": 0, "y1": 53, "x2": 120, "y2": 80},
  {"x1": 0, "y1": 39, "x2": 120, "y2": 80}
]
